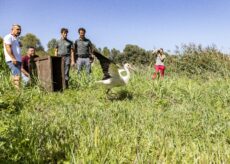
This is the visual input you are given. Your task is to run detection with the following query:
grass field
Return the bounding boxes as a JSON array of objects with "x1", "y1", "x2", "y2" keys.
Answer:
[{"x1": 0, "y1": 65, "x2": 230, "y2": 163}]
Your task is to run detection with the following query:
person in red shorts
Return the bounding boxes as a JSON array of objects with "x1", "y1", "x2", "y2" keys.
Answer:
[{"x1": 152, "y1": 48, "x2": 166, "y2": 79}]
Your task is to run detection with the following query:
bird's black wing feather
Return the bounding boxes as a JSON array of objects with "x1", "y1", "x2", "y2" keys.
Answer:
[{"x1": 93, "y1": 51, "x2": 119, "y2": 79}]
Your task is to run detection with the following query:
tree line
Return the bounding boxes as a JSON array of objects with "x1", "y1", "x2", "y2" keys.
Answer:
[
  {"x1": 1, "y1": 33, "x2": 230, "y2": 77},
  {"x1": 0, "y1": 33, "x2": 156, "y2": 65}
]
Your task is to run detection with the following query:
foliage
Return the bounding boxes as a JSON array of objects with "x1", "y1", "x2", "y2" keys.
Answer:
[
  {"x1": 19, "y1": 33, "x2": 45, "y2": 55},
  {"x1": 0, "y1": 65, "x2": 229, "y2": 163},
  {"x1": 110, "y1": 43, "x2": 230, "y2": 78},
  {"x1": 0, "y1": 36, "x2": 8, "y2": 72},
  {"x1": 36, "y1": 50, "x2": 50, "y2": 56},
  {"x1": 110, "y1": 48, "x2": 120, "y2": 60},
  {"x1": 102, "y1": 47, "x2": 110, "y2": 58},
  {"x1": 47, "y1": 38, "x2": 58, "y2": 55},
  {"x1": 166, "y1": 43, "x2": 230, "y2": 77},
  {"x1": 112, "y1": 44, "x2": 154, "y2": 65},
  {"x1": 123, "y1": 44, "x2": 147, "y2": 64},
  {"x1": 0, "y1": 43, "x2": 230, "y2": 162}
]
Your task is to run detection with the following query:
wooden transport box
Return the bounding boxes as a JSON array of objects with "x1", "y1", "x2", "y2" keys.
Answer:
[{"x1": 34, "y1": 56, "x2": 66, "y2": 91}]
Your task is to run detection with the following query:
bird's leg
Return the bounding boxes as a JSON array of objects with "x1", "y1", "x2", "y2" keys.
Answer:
[
  {"x1": 106, "y1": 88, "x2": 111, "y2": 94},
  {"x1": 106, "y1": 89, "x2": 112, "y2": 99}
]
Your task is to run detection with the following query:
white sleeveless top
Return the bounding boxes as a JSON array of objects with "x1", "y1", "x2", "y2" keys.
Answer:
[{"x1": 155, "y1": 55, "x2": 165, "y2": 66}]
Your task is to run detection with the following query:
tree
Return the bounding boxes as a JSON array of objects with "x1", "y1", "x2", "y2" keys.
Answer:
[
  {"x1": 47, "y1": 38, "x2": 58, "y2": 55},
  {"x1": 97, "y1": 47, "x2": 102, "y2": 53},
  {"x1": 123, "y1": 44, "x2": 148, "y2": 64},
  {"x1": 19, "y1": 33, "x2": 44, "y2": 55},
  {"x1": 102, "y1": 47, "x2": 110, "y2": 58},
  {"x1": 110, "y1": 48, "x2": 120, "y2": 61}
]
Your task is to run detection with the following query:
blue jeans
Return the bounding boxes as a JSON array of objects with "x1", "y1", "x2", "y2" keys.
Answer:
[
  {"x1": 77, "y1": 58, "x2": 91, "y2": 75},
  {"x1": 6, "y1": 61, "x2": 21, "y2": 76}
]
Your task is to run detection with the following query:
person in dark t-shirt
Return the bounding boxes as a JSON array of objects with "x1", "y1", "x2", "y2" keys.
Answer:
[
  {"x1": 55, "y1": 28, "x2": 75, "y2": 88},
  {"x1": 74, "y1": 27, "x2": 94, "y2": 77},
  {"x1": 21, "y1": 46, "x2": 38, "y2": 85}
]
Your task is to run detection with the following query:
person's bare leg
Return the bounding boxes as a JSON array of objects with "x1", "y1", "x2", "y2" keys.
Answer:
[
  {"x1": 152, "y1": 72, "x2": 157, "y2": 80},
  {"x1": 13, "y1": 75, "x2": 20, "y2": 89}
]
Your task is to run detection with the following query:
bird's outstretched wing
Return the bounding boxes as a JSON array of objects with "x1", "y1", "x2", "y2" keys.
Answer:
[{"x1": 93, "y1": 51, "x2": 120, "y2": 78}]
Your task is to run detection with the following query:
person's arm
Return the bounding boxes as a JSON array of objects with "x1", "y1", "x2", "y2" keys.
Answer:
[
  {"x1": 89, "y1": 40, "x2": 94, "y2": 55},
  {"x1": 70, "y1": 47, "x2": 75, "y2": 66},
  {"x1": 21, "y1": 67, "x2": 30, "y2": 77},
  {"x1": 70, "y1": 41, "x2": 75, "y2": 65},
  {"x1": 4, "y1": 44, "x2": 17, "y2": 65},
  {"x1": 88, "y1": 41, "x2": 95, "y2": 63},
  {"x1": 74, "y1": 41, "x2": 78, "y2": 61},
  {"x1": 21, "y1": 59, "x2": 30, "y2": 77},
  {"x1": 160, "y1": 54, "x2": 166, "y2": 61}
]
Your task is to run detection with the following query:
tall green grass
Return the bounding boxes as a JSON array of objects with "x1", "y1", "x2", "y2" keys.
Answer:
[{"x1": 0, "y1": 60, "x2": 230, "y2": 163}]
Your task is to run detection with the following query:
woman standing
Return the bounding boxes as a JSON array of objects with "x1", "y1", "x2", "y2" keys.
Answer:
[{"x1": 152, "y1": 48, "x2": 166, "y2": 79}]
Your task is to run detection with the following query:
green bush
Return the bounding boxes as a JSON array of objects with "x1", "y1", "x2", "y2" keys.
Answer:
[
  {"x1": 166, "y1": 44, "x2": 230, "y2": 77},
  {"x1": 113, "y1": 43, "x2": 230, "y2": 78},
  {"x1": 0, "y1": 37, "x2": 8, "y2": 73}
]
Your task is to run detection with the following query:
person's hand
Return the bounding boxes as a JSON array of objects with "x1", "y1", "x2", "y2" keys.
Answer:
[
  {"x1": 12, "y1": 58, "x2": 17, "y2": 65},
  {"x1": 26, "y1": 73, "x2": 30, "y2": 77}
]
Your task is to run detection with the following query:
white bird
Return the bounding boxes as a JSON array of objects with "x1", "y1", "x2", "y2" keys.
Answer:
[{"x1": 93, "y1": 51, "x2": 134, "y2": 94}]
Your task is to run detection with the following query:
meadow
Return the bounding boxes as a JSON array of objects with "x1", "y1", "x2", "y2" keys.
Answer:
[
  {"x1": 0, "y1": 45, "x2": 230, "y2": 163},
  {"x1": 0, "y1": 58, "x2": 230, "y2": 163}
]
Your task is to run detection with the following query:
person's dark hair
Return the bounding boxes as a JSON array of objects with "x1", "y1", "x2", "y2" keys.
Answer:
[
  {"x1": 27, "y1": 46, "x2": 35, "y2": 49},
  {"x1": 78, "y1": 27, "x2": 86, "y2": 33},
  {"x1": 61, "y1": 28, "x2": 68, "y2": 33},
  {"x1": 157, "y1": 48, "x2": 163, "y2": 54}
]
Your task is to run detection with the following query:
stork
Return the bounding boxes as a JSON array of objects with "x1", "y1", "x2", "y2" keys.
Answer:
[{"x1": 93, "y1": 51, "x2": 134, "y2": 94}]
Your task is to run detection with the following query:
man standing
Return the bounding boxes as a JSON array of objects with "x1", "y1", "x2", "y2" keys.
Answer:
[
  {"x1": 55, "y1": 28, "x2": 75, "y2": 88},
  {"x1": 74, "y1": 27, "x2": 94, "y2": 76},
  {"x1": 3, "y1": 24, "x2": 22, "y2": 89},
  {"x1": 21, "y1": 46, "x2": 38, "y2": 85}
]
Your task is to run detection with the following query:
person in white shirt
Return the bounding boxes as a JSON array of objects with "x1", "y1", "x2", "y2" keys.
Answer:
[
  {"x1": 152, "y1": 48, "x2": 166, "y2": 80},
  {"x1": 3, "y1": 24, "x2": 22, "y2": 89}
]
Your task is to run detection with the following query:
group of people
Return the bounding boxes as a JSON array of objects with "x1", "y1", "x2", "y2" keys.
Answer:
[
  {"x1": 3, "y1": 24, "x2": 94, "y2": 89},
  {"x1": 54, "y1": 27, "x2": 94, "y2": 88},
  {"x1": 3, "y1": 24, "x2": 166, "y2": 89}
]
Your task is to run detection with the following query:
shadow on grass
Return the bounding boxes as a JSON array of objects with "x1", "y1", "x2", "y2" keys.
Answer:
[{"x1": 107, "y1": 90, "x2": 133, "y2": 101}]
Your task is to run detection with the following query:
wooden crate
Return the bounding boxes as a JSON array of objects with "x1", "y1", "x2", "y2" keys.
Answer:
[{"x1": 34, "y1": 56, "x2": 66, "y2": 91}]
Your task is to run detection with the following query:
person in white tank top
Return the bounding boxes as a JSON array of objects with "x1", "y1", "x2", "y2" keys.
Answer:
[
  {"x1": 3, "y1": 24, "x2": 22, "y2": 89},
  {"x1": 152, "y1": 48, "x2": 166, "y2": 79}
]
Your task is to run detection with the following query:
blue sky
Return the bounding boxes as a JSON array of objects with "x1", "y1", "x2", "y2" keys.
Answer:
[{"x1": 1, "y1": 0, "x2": 230, "y2": 53}]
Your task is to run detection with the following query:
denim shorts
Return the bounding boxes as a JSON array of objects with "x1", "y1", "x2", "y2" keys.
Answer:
[{"x1": 6, "y1": 61, "x2": 22, "y2": 76}]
